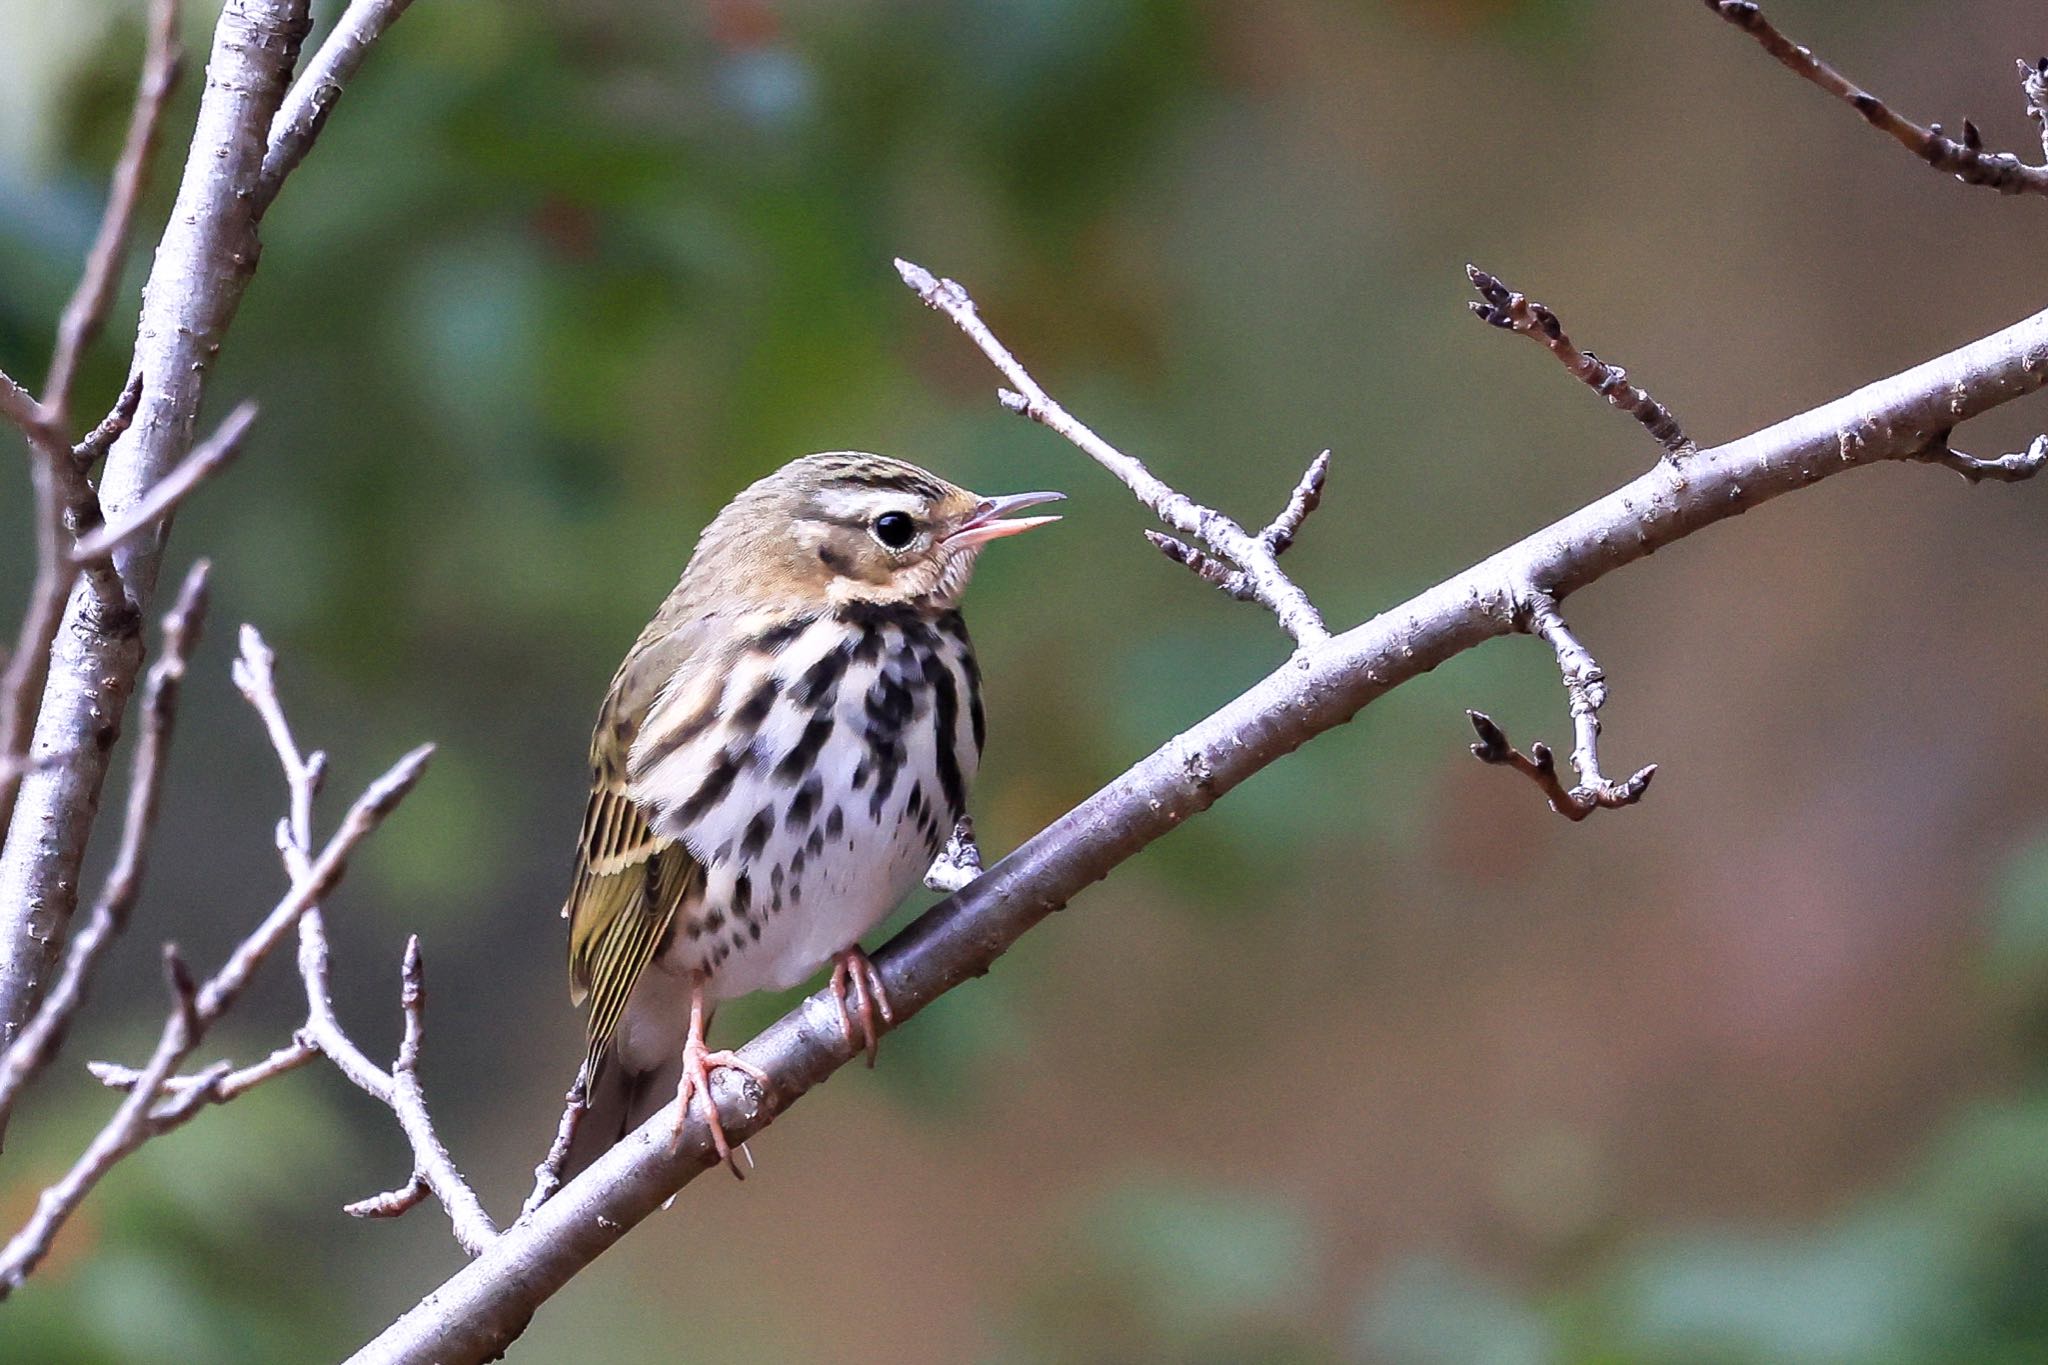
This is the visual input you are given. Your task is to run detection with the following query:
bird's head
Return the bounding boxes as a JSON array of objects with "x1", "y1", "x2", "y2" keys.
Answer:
[{"x1": 696, "y1": 452, "x2": 1062, "y2": 611}]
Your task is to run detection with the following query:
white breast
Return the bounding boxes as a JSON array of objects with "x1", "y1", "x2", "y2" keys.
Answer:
[{"x1": 631, "y1": 608, "x2": 981, "y2": 1003}]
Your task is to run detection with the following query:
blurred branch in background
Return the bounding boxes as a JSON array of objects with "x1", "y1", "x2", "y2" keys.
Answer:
[
  {"x1": 0, "y1": 632, "x2": 434, "y2": 1295},
  {"x1": 0, "y1": 0, "x2": 418, "y2": 1068}
]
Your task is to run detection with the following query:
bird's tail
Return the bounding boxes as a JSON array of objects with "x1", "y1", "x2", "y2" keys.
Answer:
[{"x1": 559, "y1": 1052, "x2": 682, "y2": 1182}]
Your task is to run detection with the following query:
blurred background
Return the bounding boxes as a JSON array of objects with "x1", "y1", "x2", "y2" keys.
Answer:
[{"x1": 4, "y1": 0, "x2": 2048, "y2": 1360}]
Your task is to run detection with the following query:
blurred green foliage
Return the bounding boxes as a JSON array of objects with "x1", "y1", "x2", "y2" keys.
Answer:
[{"x1": 3, "y1": 0, "x2": 2048, "y2": 1360}]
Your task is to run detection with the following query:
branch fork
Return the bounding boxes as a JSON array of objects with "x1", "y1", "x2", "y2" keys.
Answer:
[
  {"x1": 897, "y1": 258, "x2": 1333, "y2": 647},
  {"x1": 1467, "y1": 590, "x2": 1657, "y2": 821}
]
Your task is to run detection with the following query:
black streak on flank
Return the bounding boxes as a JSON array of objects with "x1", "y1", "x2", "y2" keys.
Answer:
[
  {"x1": 731, "y1": 676, "x2": 778, "y2": 733},
  {"x1": 824, "y1": 806, "x2": 844, "y2": 841},
  {"x1": 676, "y1": 748, "x2": 741, "y2": 824},
  {"x1": 786, "y1": 774, "x2": 823, "y2": 830},
  {"x1": 740, "y1": 809, "x2": 773, "y2": 860},
  {"x1": 634, "y1": 704, "x2": 718, "y2": 774},
  {"x1": 776, "y1": 712, "x2": 835, "y2": 783},
  {"x1": 732, "y1": 871, "x2": 752, "y2": 917}
]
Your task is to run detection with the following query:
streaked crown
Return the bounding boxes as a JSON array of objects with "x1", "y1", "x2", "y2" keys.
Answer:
[{"x1": 679, "y1": 452, "x2": 1060, "y2": 611}]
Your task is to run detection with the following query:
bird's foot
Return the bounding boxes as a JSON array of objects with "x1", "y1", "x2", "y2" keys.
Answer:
[
  {"x1": 671, "y1": 1039, "x2": 770, "y2": 1178},
  {"x1": 830, "y1": 948, "x2": 895, "y2": 1067}
]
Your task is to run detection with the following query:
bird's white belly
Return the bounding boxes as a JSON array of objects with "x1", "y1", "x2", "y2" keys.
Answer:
[{"x1": 633, "y1": 609, "x2": 978, "y2": 1004}]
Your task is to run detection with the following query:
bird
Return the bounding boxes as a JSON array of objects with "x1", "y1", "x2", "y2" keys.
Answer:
[{"x1": 559, "y1": 451, "x2": 1061, "y2": 1177}]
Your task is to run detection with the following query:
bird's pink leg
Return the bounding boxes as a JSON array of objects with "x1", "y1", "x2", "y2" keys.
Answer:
[
  {"x1": 829, "y1": 947, "x2": 895, "y2": 1068},
  {"x1": 673, "y1": 982, "x2": 770, "y2": 1178}
]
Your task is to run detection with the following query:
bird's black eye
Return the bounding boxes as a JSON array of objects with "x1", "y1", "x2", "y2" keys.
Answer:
[{"x1": 871, "y1": 511, "x2": 916, "y2": 550}]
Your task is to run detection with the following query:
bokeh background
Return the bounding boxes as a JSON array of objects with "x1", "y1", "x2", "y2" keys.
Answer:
[{"x1": 4, "y1": 0, "x2": 2048, "y2": 1360}]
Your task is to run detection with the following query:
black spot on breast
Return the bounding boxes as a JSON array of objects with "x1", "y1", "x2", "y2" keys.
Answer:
[
  {"x1": 702, "y1": 908, "x2": 726, "y2": 934},
  {"x1": 796, "y1": 643, "x2": 849, "y2": 708},
  {"x1": 785, "y1": 775, "x2": 823, "y2": 831},
  {"x1": 824, "y1": 806, "x2": 843, "y2": 840},
  {"x1": 732, "y1": 871, "x2": 752, "y2": 917},
  {"x1": 921, "y1": 651, "x2": 965, "y2": 819},
  {"x1": 754, "y1": 615, "x2": 815, "y2": 653},
  {"x1": 776, "y1": 712, "x2": 835, "y2": 782},
  {"x1": 740, "y1": 809, "x2": 772, "y2": 860}
]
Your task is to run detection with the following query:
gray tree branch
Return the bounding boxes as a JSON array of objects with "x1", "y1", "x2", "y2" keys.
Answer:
[
  {"x1": 0, "y1": 0, "x2": 418, "y2": 1067},
  {"x1": 1708, "y1": 0, "x2": 2048, "y2": 197}
]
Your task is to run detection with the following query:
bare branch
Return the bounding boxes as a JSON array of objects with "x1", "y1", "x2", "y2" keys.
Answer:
[
  {"x1": 0, "y1": 0, "x2": 317, "y2": 1052},
  {"x1": 70, "y1": 403, "x2": 257, "y2": 564},
  {"x1": 347, "y1": 1176, "x2": 429, "y2": 1221},
  {"x1": 1467, "y1": 711, "x2": 1592, "y2": 818},
  {"x1": 520, "y1": 1079, "x2": 589, "y2": 1220},
  {"x1": 896, "y1": 258, "x2": 1331, "y2": 646},
  {"x1": 43, "y1": 0, "x2": 184, "y2": 413},
  {"x1": 1262, "y1": 451, "x2": 1330, "y2": 556},
  {"x1": 15, "y1": 686, "x2": 434, "y2": 1289},
  {"x1": 1465, "y1": 588, "x2": 1656, "y2": 820},
  {"x1": 0, "y1": 561, "x2": 210, "y2": 1134},
  {"x1": 1919, "y1": 432, "x2": 2048, "y2": 484},
  {"x1": 1707, "y1": 0, "x2": 2048, "y2": 198},
  {"x1": 923, "y1": 816, "x2": 985, "y2": 895},
  {"x1": 1468, "y1": 266, "x2": 1692, "y2": 456},
  {"x1": 72, "y1": 373, "x2": 144, "y2": 470},
  {"x1": 376, "y1": 937, "x2": 496, "y2": 1255},
  {"x1": 258, "y1": 0, "x2": 421, "y2": 212},
  {"x1": 0, "y1": 945, "x2": 199, "y2": 1297},
  {"x1": 218, "y1": 630, "x2": 495, "y2": 1249}
]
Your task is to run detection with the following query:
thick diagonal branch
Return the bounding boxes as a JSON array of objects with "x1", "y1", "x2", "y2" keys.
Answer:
[
  {"x1": 896, "y1": 259, "x2": 1332, "y2": 646},
  {"x1": 348, "y1": 293, "x2": 2048, "y2": 1365},
  {"x1": 1706, "y1": 0, "x2": 2048, "y2": 198}
]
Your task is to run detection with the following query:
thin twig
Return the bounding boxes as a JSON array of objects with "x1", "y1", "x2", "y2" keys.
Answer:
[
  {"x1": 1262, "y1": 451, "x2": 1329, "y2": 556},
  {"x1": 1468, "y1": 266, "x2": 1692, "y2": 456},
  {"x1": 378, "y1": 937, "x2": 496, "y2": 1255},
  {"x1": 226, "y1": 630, "x2": 494, "y2": 1250},
  {"x1": 896, "y1": 259, "x2": 1332, "y2": 646},
  {"x1": 43, "y1": 0, "x2": 184, "y2": 412},
  {"x1": 26, "y1": 725, "x2": 433, "y2": 1292},
  {"x1": 1921, "y1": 432, "x2": 2048, "y2": 483},
  {"x1": 1464, "y1": 590, "x2": 1658, "y2": 820},
  {"x1": 520, "y1": 1078, "x2": 589, "y2": 1220},
  {"x1": 0, "y1": 561, "x2": 210, "y2": 1136},
  {"x1": 257, "y1": 0, "x2": 421, "y2": 212},
  {"x1": 1706, "y1": 0, "x2": 2048, "y2": 198},
  {"x1": 70, "y1": 403, "x2": 257, "y2": 564},
  {"x1": 72, "y1": 374, "x2": 144, "y2": 470},
  {"x1": 0, "y1": 946, "x2": 199, "y2": 1296}
]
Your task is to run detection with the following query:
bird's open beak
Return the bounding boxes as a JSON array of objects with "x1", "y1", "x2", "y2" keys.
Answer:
[{"x1": 943, "y1": 490, "x2": 1064, "y2": 549}]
